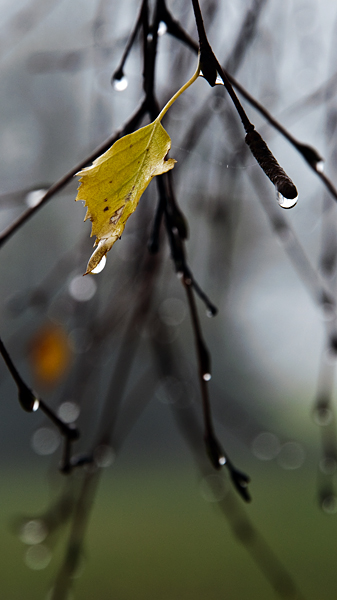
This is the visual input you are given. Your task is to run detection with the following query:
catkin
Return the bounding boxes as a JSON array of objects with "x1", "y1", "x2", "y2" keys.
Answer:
[{"x1": 245, "y1": 129, "x2": 297, "y2": 199}]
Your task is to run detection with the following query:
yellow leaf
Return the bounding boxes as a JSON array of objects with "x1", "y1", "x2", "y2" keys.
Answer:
[{"x1": 76, "y1": 120, "x2": 176, "y2": 274}]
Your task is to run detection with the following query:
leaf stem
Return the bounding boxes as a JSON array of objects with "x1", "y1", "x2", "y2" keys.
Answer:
[{"x1": 157, "y1": 61, "x2": 200, "y2": 122}]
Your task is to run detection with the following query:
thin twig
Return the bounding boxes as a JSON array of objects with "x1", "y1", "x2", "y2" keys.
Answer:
[
  {"x1": 111, "y1": 0, "x2": 145, "y2": 83},
  {"x1": 183, "y1": 278, "x2": 250, "y2": 501},
  {"x1": 0, "y1": 336, "x2": 79, "y2": 472}
]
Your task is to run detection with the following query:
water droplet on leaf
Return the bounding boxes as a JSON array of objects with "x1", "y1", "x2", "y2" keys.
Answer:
[
  {"x1": 203, "y1": 373, "x2": 211, "y2": 381},
  {"x1": 91, "y1": 255, "x2": 106, "y2": 274},
  {"x1": 277, "y1": 191, "x2": 298, "y2": 209}
]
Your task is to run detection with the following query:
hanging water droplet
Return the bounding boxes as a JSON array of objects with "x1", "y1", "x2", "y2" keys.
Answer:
[
  {"x1": 215, "y1": 73, "x2": 224, "y2": 85},
  {"x1": 157, "y1": 21, "x2": 167, "y2": 36},
  {"x1": 276, "y1": 191, "x2": 298, "y2": 209},
  {"x1": 316, "y1": 160, "x2": 324, "y2": 173},
  {"x1": 91, "y1": 255, "x2": 106, "y2": 274},
  {"x1": 113, "y1": 75, "x2": 128, "y2": 92},
  {"x1": 206, "y1": 308, "x2": 216, "y2": 318},
  {"x1": 203, "y1": 373, "x2": 211, "y2": 381},
  {"x1": 218, "y1": 455, "x2": 226, "y2": 465},
  {"x1": 32, "y1": 399, "x2": 40, "y2": 412}
]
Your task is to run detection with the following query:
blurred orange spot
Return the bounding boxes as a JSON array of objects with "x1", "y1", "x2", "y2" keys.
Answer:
[{"x1": 29, "y1": 324, "x2": 71, "y2": 387}]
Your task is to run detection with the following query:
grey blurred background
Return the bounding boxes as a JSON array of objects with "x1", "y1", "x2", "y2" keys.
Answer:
[{"x1": 0, "y1": 0, "x2": 337, "y2": 599}]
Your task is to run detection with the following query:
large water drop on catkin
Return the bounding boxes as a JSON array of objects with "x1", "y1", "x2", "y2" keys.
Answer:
[{"x1": 277, "y1": 191, "x2": 298, "y2": 209}]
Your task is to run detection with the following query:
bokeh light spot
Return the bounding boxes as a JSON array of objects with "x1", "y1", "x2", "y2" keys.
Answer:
[
  {"x1": 57, "y1": 401, "x2": 80, "y2": 423},
  {"x1": 31, "y1": 427, "x2": 60, "y2": 455},
  {"x1": 20, "y1": 520, "x2": 48, "y2": 545},
  {"x1": 277, "y1": 442, "x2": 305, "y2": 470},
  {"x1": 252, "y1": 432, "x2": 281, "y2": 461},
  {"x1": 68, "y1": 275, "x2": 97, "y2": 302},
  {"x1": 25, "y1": 544, "x2": 52, "y2": 570}
]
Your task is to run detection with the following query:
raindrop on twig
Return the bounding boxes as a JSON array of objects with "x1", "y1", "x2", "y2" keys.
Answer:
[
  {"x1": 157, "y1": 21, "x2": 167, "y2": 36},
  {"x1": 113, "y1": 75, "x2": 128, "y2": 92}
]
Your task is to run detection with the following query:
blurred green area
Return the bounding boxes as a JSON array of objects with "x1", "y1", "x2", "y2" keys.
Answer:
[{"x1": 1, "y1": 462, "x2": 337, "y2": 600}]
